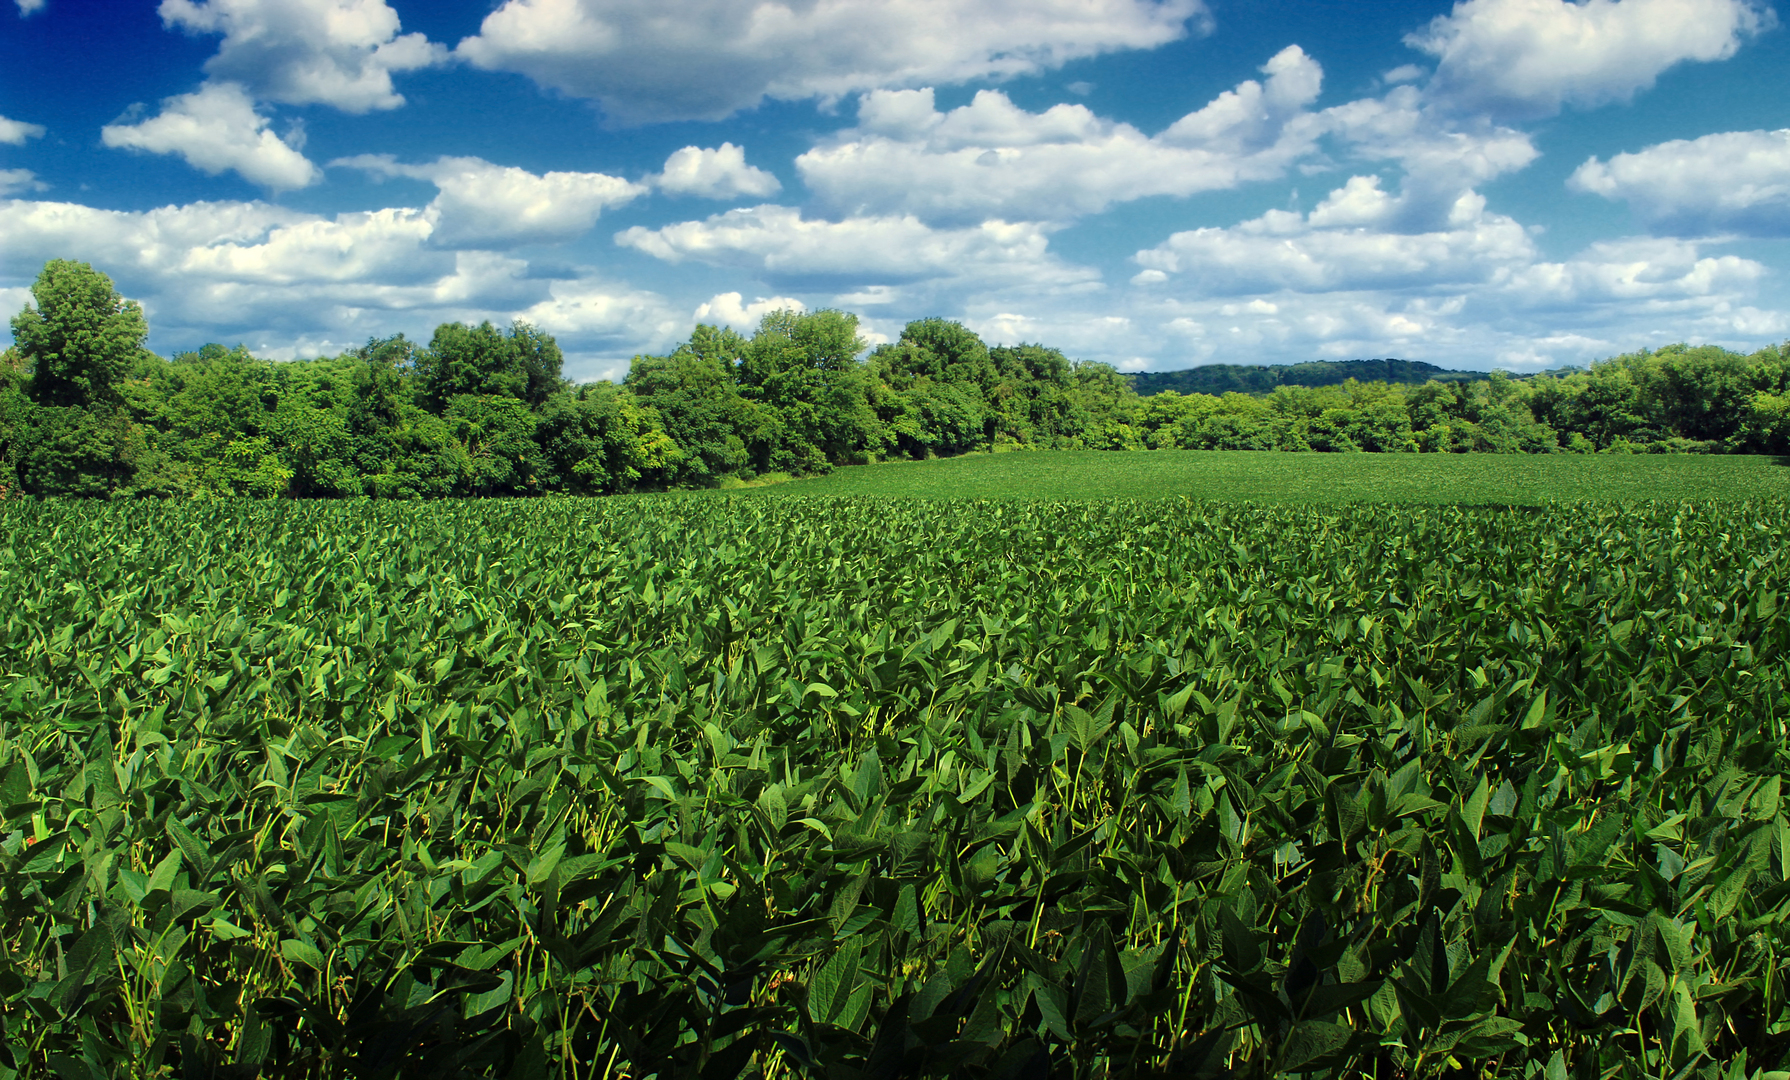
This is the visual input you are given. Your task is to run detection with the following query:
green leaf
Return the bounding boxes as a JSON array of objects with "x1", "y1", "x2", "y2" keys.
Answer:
[
  {"x1": 208, "y1": 916, "x2": 252, "y2": 941},
  {"x1": 850, "y1": 747, "x2": 883, "y2": 806},
  {"x1": 635, "y1": 775, "x2": 678, "y2": 800},
  {"x1": 281, "y1": 939, "x2": 326, "y2": 971},
  {"x1": 1065, "y1": 704, "x2": 1112, "y2": 754},
  {"x1": 1462, "y1": 774, "x2": 1489, "y2": 842},
  {"x1": 466, "y1": 970, "x2": 514, "y2": 1017},
  {"x1": 1170, "y1": 767, "x2": 1192, "y2": 817},
  {"x1": 757, "y1": 783, "x2": 788, "y2": 830},
  {"x1": 166, "y1": 817, "x2": 212, "y2": 873},
  {"x1": 1520, "y1": 689, "x2": 1549, "y2": 730},
  {"x1": 1219, "y1": 906, "x2": 1260, "y2": 973},
  {"x1": 1162, "y1": 681, "x2": 1197, "y2": 721},
  {"x1": 145, "y1": 848, "x2": 182, "y2": 897},
  {"x1": 1031, "y1": 978, "x2": 1071, "y2": 1042},
  {"x1": 526, "y1": 836, "x2": 567, "y2": 885},
  {"x1": 1279, "y1": 1020, "x2": 1350, "y2": 1071},
  {"x1": 809, "y1": 938, "x2": 862, "y2": 1025}
]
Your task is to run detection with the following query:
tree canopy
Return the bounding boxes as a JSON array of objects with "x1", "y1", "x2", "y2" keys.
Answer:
[{"x1": 11, "y1": 260, "x2": 149, "y2": 411}]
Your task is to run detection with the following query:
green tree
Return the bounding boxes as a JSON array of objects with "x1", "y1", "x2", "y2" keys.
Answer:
[
  {"x1": 0, "y1": 352, "x2": 26, "y2": 498},
  {"x1": 11, "y1": 260, "x2": 149, "y2": 411},
  {"x1": 984, "y1": 344, "x2": 1082, "y2": 444},
  {"x1": 446, "y1": 394, "x2": 542, "y2": 496},
  {"x1": 627, "y1": 325, "x2": 754, "y2": 484},
  {"x1": 1736, "y1": 390, "x2": 1790, "y2": 454},
  {"x1": 414, "y1": 321, "x2": 564, "y2": 413},
  {"x1": 537, "y1": 384, "x2": 678, "y2": 494},
  {"x1": 365, "y1": 412, "x2": 469, "y2": 499},
  {"x1": 739, "y1": 309, "x2": 876, "y2": 469},
  {"x1": 270, "y1": 400, "x2": 359, "y2": 497},
  {"x1": 872, "y1": 319, "x2": 995, "y2": 390},
  {"x1": 7, "y1": 406, "x2": 143, "y2": 496},
  {"x1": 883, "y1": 379, "x2": 988, "y2": 458},
  {"x1": 510, "y1": 321, "x2": 567, "y2": 409},
  {"x1": 350, "y1": 333, "x2": 417, "y2": 437}
]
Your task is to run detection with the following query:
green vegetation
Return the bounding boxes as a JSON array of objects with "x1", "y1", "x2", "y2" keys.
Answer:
[
  {"x1": 2, "y1": 495, "x2": 1787, "y2": 1077},
  {"x1": 747, "y1": 449, "x2": 1790, "y2": 503},
  {"x1": 4, "y1": 260, "x2": 1790, "y2": 500},
  {"x1": 1131, "y1": 359, "x2": 1490, "y2": 397}
]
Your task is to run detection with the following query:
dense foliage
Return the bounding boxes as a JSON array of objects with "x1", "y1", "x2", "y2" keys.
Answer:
[
  {"x1": 4, "y1": 260, "x2": 1790, "y2": 499},
  {"x1": 1131, "y1": 359, "x2": 1487, "y2": 397},
  {"x1": 2, "y1": 495, "x2": 1787, "y2": 1078}
]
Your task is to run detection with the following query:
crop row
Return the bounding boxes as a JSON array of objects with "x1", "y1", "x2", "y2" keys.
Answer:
[{"x1": 0, "y1": 496, "x2": 1786, "y2": 1078}]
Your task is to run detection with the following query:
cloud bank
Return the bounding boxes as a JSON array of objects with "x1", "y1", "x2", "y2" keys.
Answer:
[
  {"x1": 797, "y1": 47, "x2": 1325, "y2": 226},
  {"x1": 335, "y1": 154, "x2": 647, "y2": 247},
  {"x1": 455, "y1": 0, "x2": 1210, "y2": 123},
  {"x1": 4, "y1": 0, "x2": 1786, "y2": 378},
  {"x1": 1571, "y1": 128, "x2": 1790, "y2": 236}
]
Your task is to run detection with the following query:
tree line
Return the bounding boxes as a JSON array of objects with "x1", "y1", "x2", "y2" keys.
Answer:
[
  {"x1": 3, "y1": 259, "x2": 1788, "y2": 498},
  {"x1": 1131, "y1": 358, "x2": 1489, "y2": 396}
]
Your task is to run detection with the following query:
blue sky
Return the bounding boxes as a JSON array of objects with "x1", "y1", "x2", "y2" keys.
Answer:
[{"x1": 2, "y1": 0, "x2": 1787, "y2": 380}]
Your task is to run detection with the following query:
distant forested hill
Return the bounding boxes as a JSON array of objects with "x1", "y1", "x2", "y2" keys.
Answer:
[{"x1": 1131, "y1": 358, "x2": 1489, "y2": 396}]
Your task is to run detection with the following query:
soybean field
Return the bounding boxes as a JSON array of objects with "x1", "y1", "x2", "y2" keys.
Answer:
[
  {"x1": 1, "y1": 496, "x2": 1787, "y2": 1079},
  {"x1": 745, "y1": 450, "x2": 1789, "y2": 503}
]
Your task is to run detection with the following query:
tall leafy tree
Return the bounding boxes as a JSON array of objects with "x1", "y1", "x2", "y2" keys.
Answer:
[
  {"x1": 872, "y1": 318, "x2": 994, "y2": 391},
  {"x1": 510, "y1": 321, "x2": 568, "y2": 409},
  {"x1": 11, "y1": 260, "x2": 149, "y2": 411},
  {"x1": 350, "y1": 333, "x2": 417, "y2": 436},
  {"x1": 739, "y1": 309, "x2": 876, "y2": 467},
  {"x1": 626, "y1": 325, "x2": 751, "y2": 485},
  {"x1": 537, "y1": 383, "x2": 677, "y2": 494},
  {"x1": 413, "y1": 321, "x2": 564, "y2": 413}
]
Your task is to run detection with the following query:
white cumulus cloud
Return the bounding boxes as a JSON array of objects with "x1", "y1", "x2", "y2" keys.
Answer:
[
  {"x1": 15, "y1": 0, "x2": 44, "y2": 15},
  {"x1": 1133, "y1": 176, "x2": 1536, "y2": 294},
  {"x1": 1408, "y1": 0, "x2": 1772, "y2": 119},
  {"x1": 653, "y1": 144, "x2": 781, "y2": 199},
  {"x1": 159, "y1": 0, "x2": 446, "y2": 113},
  {"x1": 515, "y1": 278, "x2": 688, "y2": 376},
  {"x1": 694, "y1": 291, "x2": 806, "y2": 330},
  {"x1": 0, "y1": 170, "x2": 47, "y2": 196},
  {"x1": 1569, "y1": 129, "x2": 1790, "y2": 236},
  {"x1": 1499, "y1": 236, "x2": 1766, "y2": 306},
  {"x1": 1320, "y1": 85, "x2": 1538, "y2": 228},
  {"x1": 334, "y1": 154, "x2": 647, "y2": 248},
  {"x1": 0, "y1": 115, "x2": 46, "y2": 145},
  {"x1": 455, "y1": 0, "x2": 1209, "y2": 124},
  {"x1": 101, "y1": 82, "x2": 321, "y2": 190},
  {"x1": 0, "y1": 197, "x2": 442, "y2": 329},
  {"x1": 797, "y1": 46, "x2": 1326, "y2": 225},
  {"x1": 176, "y1": 207, "x2": 442, "y2": 286},
  {"x1": 616, "y1": 204, "x2": 1098, "y2": 297}
]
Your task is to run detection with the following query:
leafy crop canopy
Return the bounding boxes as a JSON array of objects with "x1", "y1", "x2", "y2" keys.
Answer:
[{"x1": 0, "y1": 495, "x2": 1786, "y2": 1077}]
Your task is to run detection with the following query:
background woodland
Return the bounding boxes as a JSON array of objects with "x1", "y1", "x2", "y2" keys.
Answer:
[{"x1": 5, "y1": 260, "x2": 1790, "y2": 499}]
